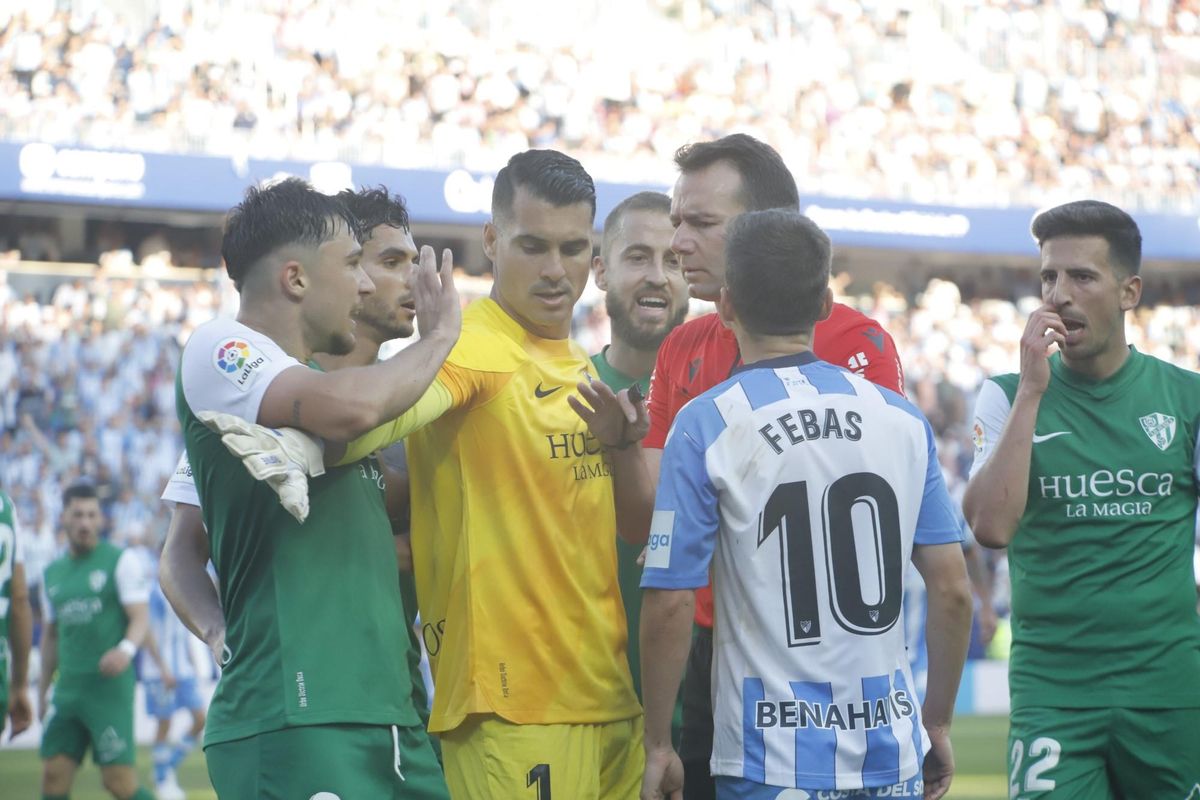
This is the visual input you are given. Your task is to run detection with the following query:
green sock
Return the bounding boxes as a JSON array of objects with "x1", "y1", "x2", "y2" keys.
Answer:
[{"x1": 128, "y1": 789, "x2": 156, "y2": 800}]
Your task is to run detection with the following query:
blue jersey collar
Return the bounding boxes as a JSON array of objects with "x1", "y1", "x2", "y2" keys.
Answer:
[{"x1": 732, "y1": 350, "x2": 820, "y2": 375}]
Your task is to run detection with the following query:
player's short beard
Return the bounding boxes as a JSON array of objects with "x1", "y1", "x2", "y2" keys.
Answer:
[
  {"x1": 606, "y1": 293, "x2": 687, "y2": 352},
  {"x1": 356, "y1": 299, "x2": 414, "y2": 342},
  {"x1": 326, "y1": 328, "x2": 357, "y2": 357}
]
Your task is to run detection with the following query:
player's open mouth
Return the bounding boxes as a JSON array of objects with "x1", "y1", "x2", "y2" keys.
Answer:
[
  {"x1": 399, "y1": 300, "x2": 416, "y2": 313},
  {"x1": 1062, "y1": 317, "x2": 1085, "y2": 344},
  {"x1": 635, "y1": 295, "x2": 670, "y2": 319}
]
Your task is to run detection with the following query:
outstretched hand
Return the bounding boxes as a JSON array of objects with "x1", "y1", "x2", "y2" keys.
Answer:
[
  {"x1": 568, "y1": 378, "x2": 648, "y2": 449},
  {"x1": 413, "y1": 246, "x2": 461, "y2": 342}
]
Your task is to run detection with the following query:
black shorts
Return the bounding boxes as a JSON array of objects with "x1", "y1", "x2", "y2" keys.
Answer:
[{"x1": 680, "y1": 624, "x2": 715, "y2": 800}]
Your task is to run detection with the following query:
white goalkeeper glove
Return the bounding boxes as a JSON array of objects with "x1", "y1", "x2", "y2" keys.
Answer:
[{"x1": 197, "y1": 411, "x2": 325, "y2": 523}]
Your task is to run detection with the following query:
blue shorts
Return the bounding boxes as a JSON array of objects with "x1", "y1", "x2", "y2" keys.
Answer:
[
  {"x1": 144, "y1": 678, "x2": 203, "y2": 719},
  {"x1": 716, "y1": 775, "x2": 924, "y2": 799}
]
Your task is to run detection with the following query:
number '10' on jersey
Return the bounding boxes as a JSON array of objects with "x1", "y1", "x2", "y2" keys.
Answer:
[{"x1": 641, "y1": 352, "x2": 963, "y2": 791}]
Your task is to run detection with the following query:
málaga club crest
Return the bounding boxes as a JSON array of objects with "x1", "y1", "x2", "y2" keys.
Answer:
[{"x1": 1138, "y1": 413, "x2": 1176, "y2": 452}]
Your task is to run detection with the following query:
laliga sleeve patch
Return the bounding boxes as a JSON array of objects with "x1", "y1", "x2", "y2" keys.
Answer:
[
  {"x1": 212, "y1": 338, "x2": 271, "y2": 392},
  {"x1": 972, "y1": 418, "x2": 985, "y2": 455},
  {"x1": 645, "y1": 510, "x2": 675, "y2": 570}
]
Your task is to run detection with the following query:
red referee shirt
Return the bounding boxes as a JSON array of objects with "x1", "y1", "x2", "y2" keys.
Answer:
[{"x1": 643, "y1": 303, "x2": 905, "y2": 628}]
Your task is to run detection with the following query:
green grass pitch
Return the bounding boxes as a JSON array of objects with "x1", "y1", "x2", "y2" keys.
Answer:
[{"x1": 0, "y1": 715, "x2": 1010, "y2": 799}]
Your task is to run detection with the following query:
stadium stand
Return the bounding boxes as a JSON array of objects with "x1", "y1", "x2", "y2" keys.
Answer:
[{"x1": 0, "y1": 0, "x2": 1196, "y2": 210}]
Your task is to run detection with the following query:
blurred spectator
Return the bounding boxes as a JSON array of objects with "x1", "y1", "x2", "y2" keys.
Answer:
[
  {"x1": 0, "y1": 268, "x2": 226, "y2": 602},
  {"x1": 0, "y1": 1, "x2": 1196, "y2": 211}
]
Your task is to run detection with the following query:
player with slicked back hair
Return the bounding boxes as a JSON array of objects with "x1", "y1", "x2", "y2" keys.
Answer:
[
  {"x1": 170, "y1": 176, "x2": 459, "y2": 798},
  {"x1": 332, "y1": 149, "x2": 648, "y2": 798},
  {"x1": 965, "y1": 199, "x2": 1200, "y2": 799},
  {"x1": 161, "y1": 183, "x2": 444, "y2": 794}
]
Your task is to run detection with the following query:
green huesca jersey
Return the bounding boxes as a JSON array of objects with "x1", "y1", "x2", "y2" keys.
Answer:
[
  {"x1": 42, "y1": 541, "x2": 137, "y2": 685},
  {"x1": 591, "y1": 347, "x2": 651, "y2": 697},
  {"x1": 0, "y1": 491, "x2": 21, "y2": 703},
  {"x1": 177, "y1": 318, "x2": 420, "y2": 747},
  {"x1": 971, "y1": 348, "x2": 1200, "y2": 709}
]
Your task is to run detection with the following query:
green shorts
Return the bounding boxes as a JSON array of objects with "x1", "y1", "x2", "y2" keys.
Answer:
[
  {"x1": 40, "y1": 676, "x2": 136, "y2": 766},
  {"x1": 1008, "y1": 706, "x2": 1200, "y2": 799},
  {"x1": 206, "y1": 722, "x2": 448, "y2": 800}
]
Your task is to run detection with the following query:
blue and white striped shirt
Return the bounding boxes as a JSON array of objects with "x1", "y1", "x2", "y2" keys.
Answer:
[{"x1": 642, "y1": 352, "x2": 962, "y2": 790}]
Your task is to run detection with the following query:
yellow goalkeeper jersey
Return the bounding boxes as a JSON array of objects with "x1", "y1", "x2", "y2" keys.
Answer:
[{"x1": 408, "y1": 298, "x2": 640, "y2": 733}]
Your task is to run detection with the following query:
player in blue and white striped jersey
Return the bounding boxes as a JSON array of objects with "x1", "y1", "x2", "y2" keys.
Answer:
[
  {"x1": 142, "y1": 577, "x2": 206, "y2": 799},
  {"x1": 639, "y1": 210, "x2": 974, "y2": 800}
]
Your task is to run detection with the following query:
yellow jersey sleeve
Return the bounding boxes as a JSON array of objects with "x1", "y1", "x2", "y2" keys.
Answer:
[{"x1": 336, "y1": 379, "x2": 454, "y2": 465}]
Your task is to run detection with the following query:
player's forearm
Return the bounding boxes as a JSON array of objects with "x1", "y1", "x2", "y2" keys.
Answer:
[
  {"x1": 962, "y1": 389, "x2": 1042, "y2": 548},
  {"x1": 963, "y1": 546, "x2": 994, "y2": 612},
  {"x1": 303, "y1": 333, "x2": 457, "y2": 442},
  {"x1": 640, "y1": 588, "x2": 694, "y2": 749},
  {"x1": 921, "y1": 571, "x2": 973, "y2": 730},
  {"x1": 609, "y1": 445, "x2": 657, "y2": 546},
  {"x1": 8, "y1": 567, "x2": 32, "y2": 687},
  {"x1": 160, "y1": 506, "x2": 225, "y2": 647},
  {"x1": 331, "y1": 381, "x2": 452, "y2": 466}
]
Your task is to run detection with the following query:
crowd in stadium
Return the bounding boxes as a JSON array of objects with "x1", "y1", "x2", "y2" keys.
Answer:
[{"x1": 1, "y1": 0, "x2": 1197, "y2": 210}]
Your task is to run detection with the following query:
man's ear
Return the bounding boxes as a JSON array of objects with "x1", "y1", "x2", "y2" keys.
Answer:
[
  {"x1": 817, "y1": 286, "x2": 834, "y2": 322},
  {"x1": 482, "y1": 221, "x2": 498, "y2": 264},
  {"x1": 1119, "y1": 274, "x2": 1142, "y2": 313},
  {"x1": 716, "y1": 286, "x2": 736, "y2": 330},
  {"x1": 592, "y1": 254, "x2": 609, "y2": 291},
  {"x1": 280, "y1": 260, "x2": 307, "y2": 300}
]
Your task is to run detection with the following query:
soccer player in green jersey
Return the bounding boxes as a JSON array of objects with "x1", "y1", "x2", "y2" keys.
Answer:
[
  {"x1": 170, "y1": 178, "x2": 459, "y2": 798},
  {"x1": 589, "y1": 190, "x2": 689, "y2": 700},
  {"x1": 963, "y1": 200, "x2": 1200, "y2": 798},
  {"x1": 159, "y1": 185, "x2": 439, "y2": 759},
  {"x1": 0, "y1": 488, "x2": 33, "y2": 741},
  {"x1": 38, "y1": 482, "x2": 155, "y2": 800}
]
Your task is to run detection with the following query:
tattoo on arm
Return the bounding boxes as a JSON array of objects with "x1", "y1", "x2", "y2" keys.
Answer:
[{"x1": 291, "y1": 399, "x2": 302, "y2": 426}]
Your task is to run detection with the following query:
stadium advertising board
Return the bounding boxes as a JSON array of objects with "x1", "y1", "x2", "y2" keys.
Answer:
[{"x1": 3, "y1": 141, "x2": 1199, "y2": 260}]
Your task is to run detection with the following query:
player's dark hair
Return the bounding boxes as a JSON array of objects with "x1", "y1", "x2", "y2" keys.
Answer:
[
  {"x1": 674, "y1": 133, "x2": 800, "y2": 212},
  {"x1": 222, "y1": 177, "x2": 360, "y2": 290},
  {"x1": 1031, "y1": 200, "x2": 1142, "y2": 276},
  {"x1": 725, "y1": 210, "x2": 831, "y2": 337},
  {"x1": 492, "y1": 149, "x2": 596, "y2": 223},
  {"x1": 62, "y1": 481, "x2": 99, "y2": 507},
  {"x1": 338, "y1": 185, "x2": 410, "y2": 240},
  {"x1": 601, "y1": 191, "x2": 671, "y2": 260}
]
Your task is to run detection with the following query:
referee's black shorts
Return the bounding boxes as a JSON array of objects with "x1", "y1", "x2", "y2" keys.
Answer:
[{"x1": 679, "y1": 624, "x2": 715, "y2": 800}]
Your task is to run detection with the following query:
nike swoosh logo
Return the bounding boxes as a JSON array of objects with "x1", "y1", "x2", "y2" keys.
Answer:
[
  {"x1": 1032, "y1": 431, "x2": 1071, "y2": 443},
  {"x1": 534, "y1": 383, "x2": 562, "y2": 398}
]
